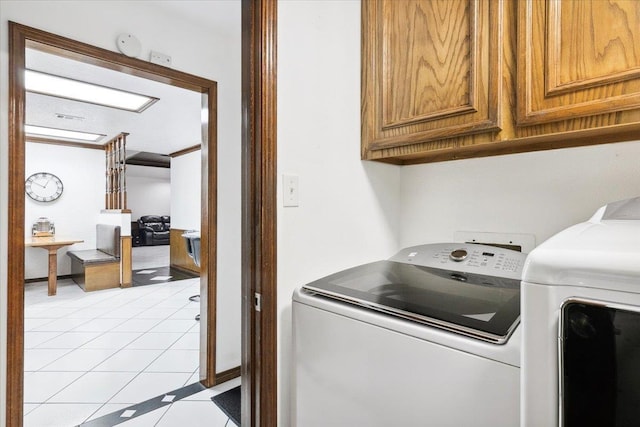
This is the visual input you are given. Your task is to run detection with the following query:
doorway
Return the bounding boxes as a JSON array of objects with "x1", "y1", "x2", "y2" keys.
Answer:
[
  {"x1": 7, "y1": 2, "x2": 278, "y2": 425},
  {"x1": 8, "y1": 22, "x2": 219, "y2": 426}
]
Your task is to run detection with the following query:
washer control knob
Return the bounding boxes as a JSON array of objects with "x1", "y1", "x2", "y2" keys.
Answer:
[{"x1": 449, "y1": 249, "x2": 468, "y2": 262}]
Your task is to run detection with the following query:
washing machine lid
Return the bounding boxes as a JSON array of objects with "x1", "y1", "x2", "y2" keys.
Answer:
[
  {"x1": 302, "y1": 260, "x2": 521, "y2": 344},
  {"x1": 523, "y1": 197, "x2": 640, "y2": 292}
]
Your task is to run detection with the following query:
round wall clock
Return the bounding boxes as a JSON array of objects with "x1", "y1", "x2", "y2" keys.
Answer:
[{"x1": 25, "y1": 172, "x2": 64, "y2": 202}]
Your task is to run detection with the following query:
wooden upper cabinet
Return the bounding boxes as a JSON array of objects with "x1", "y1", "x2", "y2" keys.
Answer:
[
  {"x1": 362, "y1": 0, "x2": 640, "y2": 164},
  {"x1": 362, "y1": 0, "x2": 501, "y2": 159},
  {"x1": 518, "y1": 0, "x2": 640, "y2": 125}
]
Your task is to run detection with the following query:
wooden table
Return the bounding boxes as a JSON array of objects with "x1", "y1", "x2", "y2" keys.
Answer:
[{"x1": 25, "y1": 236, "x2": 84, "y2": 296}]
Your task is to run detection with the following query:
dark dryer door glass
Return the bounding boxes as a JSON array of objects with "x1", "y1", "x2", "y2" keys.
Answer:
[
  {"x1": 302, "y1": 260, "x2": 521, "y2": 343},
  {"x1": 561, "y1": 301, "x2": 640, "y2": 427}
]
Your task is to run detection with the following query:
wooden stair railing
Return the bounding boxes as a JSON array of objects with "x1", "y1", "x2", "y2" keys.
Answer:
[{"x1": 104, "y1": 132, "x2": 129, "y2": 210}]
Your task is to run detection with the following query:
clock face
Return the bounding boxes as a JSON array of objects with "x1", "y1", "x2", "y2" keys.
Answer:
[{"x1": 25, "y1": 172, "x2": 64, "y2": 202}]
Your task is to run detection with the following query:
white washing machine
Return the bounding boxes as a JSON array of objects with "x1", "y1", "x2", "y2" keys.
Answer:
[
  {"x1": 521, "y1": 197, "x2": 640, "y2": 427},
  {"x1": 292, "y1": 243, "x2": 527, "y2": 427}
]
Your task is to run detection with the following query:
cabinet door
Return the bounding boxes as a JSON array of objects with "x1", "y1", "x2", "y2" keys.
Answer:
[
  {"x1": 362, "y1": 0, "x2": 501, "y2": 158},
  {"x1": 517, "y1": 0, "x2": 640, "y2": 125}
]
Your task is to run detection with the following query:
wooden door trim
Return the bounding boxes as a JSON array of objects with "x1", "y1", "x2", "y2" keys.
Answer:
[
  {"x1": 241, "y1": 0, "x2": 278, "y2": 426},
  {"x1": 7, "y1": 22, "x2": 27, "y2": 427},
  {"x1": 6, "y1": 22, "x2": 218, "y2": 426}
]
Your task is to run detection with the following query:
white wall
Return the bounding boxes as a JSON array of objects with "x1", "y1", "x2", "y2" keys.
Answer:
[
  {"x1": 127, "y1": 165, "x2": 171, "y2": 220},
  {"x1": 278, "y1": 1, "x2": 640, "y2": 426},
  {"x1": 24, "y1": 143, "x2": 104, "y2": 279},
  {"x1": 277, "y1": 1, "x2": 401, "y2": 425},
  {"x1": 170, "y1": 151, "x2": 201, "y2": 230},
  {"x1": 0, "y1": 2, "x2": 242, "y2": 420},
  {"x1": 399, "y1": 141, "x2": 640, "y2": 251},
  {"x1": 211, "y1": 2, "x2": 242, "y2": 373}
]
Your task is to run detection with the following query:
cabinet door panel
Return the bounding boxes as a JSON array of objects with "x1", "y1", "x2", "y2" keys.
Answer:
[
  {"x1": 518, "y1": 0, "x2": 640, "y2": 125},
  {"x1": 382, "y1": 0, "x2": 474, "y2": 127},
  {"x1": 362, "y1": 0, "x2": 500, "y2": 154}
]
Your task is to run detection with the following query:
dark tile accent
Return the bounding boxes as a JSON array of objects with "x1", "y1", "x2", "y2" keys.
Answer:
[
  {"x1": 79, "y1": 382, "x2": 206, "y2": 427},
  {"x1": 131, "y1": 266, "x2": 199, "y2": 287}
]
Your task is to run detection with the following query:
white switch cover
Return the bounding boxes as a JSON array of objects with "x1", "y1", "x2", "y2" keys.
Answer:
[{"x1": 283, "y1": 174, "x2": 299, "y2": 207}]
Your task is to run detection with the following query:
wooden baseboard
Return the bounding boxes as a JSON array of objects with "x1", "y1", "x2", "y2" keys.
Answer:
[
  {"x1": 25, "y1": 274, "x2": 73, "y2": 283},
  {"x1": 215, "y1": 366, "x2": 241, "y2": 384},
  {"x1": 171, "y1": 264, "x2": 201, "y2": 276}
]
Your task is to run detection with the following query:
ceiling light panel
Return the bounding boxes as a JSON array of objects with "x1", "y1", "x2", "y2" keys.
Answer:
[
  {"x1": 25, "y1": 70, "x2": 159, "y2": 112},
  {"x1": 25, "y1": 124, "x2": 105, "y2": 142}
]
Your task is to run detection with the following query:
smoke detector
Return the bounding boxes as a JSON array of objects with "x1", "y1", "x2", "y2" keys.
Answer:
[{"x1": 116, "y1": 33, "x2": 141, "y2": 58}]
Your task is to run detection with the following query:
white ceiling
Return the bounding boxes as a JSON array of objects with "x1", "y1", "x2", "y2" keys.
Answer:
[
  {"x1": 26, "y1": 48, "x2": 203, "y2": 156},
  {"x1": 25, "y1": 0, "x2": 241, "y2": 157}
]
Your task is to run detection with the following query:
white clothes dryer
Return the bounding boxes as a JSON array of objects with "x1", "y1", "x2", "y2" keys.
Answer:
[{"x1": 521, "y1": 197, "x2": 640, "y2": 427}]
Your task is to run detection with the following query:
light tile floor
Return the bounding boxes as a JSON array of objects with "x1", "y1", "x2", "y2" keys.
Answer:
[{"x1": 24, "y1": 269, "x2": 239, "y2": 427}]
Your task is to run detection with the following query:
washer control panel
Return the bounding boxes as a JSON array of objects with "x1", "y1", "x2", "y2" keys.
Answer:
[{"x1": 389, "y1": 243, "x2": 527, "y2": 280}]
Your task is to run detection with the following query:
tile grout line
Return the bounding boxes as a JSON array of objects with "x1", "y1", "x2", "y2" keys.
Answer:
[{"x1": 24, "y1": 270, "x2": 203, "y2": 425}]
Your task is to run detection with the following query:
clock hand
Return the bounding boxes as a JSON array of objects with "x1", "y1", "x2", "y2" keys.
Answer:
[{"x1": 32, "y1": 180, "x2": 46, "y2": 188}]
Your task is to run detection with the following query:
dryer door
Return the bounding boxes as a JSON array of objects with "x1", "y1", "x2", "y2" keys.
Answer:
[{"x1": 560, "y1": 300, "x2": 640, "y2": 427}]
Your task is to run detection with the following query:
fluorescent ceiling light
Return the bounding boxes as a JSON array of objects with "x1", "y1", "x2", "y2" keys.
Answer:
[
  {"x1": 25, "y1": 124, "x2": 105, "y2": 142},
  {"x1": 25, "y1": 69, "x2": 158, "y2": 112}
]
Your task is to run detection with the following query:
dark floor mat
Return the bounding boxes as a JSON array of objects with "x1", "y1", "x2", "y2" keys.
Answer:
[
  {"x1": 131, "y1": 266, "x2": 199, "y2": 287},
  {"x1": 211, "y1": 385, "x2": 241, "y2": 426}
]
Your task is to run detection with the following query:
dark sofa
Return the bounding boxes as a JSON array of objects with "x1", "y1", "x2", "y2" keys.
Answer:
[{"x1": 137, "y1": 215, "x2": 170, "y2": 246}]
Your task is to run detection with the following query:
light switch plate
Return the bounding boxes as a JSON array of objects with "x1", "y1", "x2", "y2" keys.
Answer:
[
  {"x1": 283, "y1": 174, "x2": 299, "y2": 207},
  {"x1": 150, "y1": 50, "x2": 172, "y2": 66}
]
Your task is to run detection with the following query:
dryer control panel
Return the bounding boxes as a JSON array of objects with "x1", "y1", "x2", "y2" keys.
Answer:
[{"x1": 389, "y1": 243, "x2": 527, "y2": 280}]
